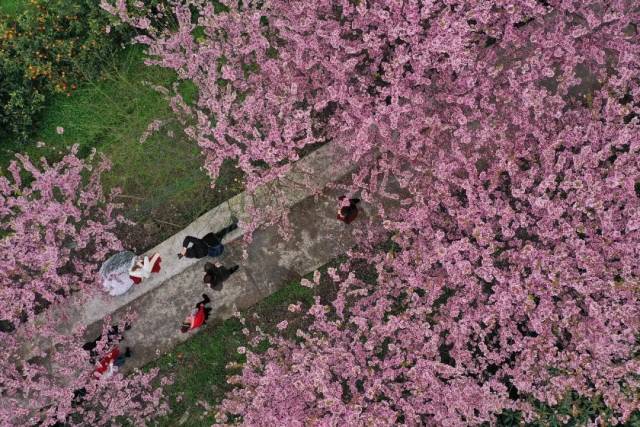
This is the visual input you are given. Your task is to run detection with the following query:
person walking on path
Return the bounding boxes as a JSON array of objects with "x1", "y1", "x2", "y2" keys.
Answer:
[
  {"x1": 181, "y1": 294, "x2": 212, "y2": 333},
  {"x1": 178, "y1": 219, "x2": 238, "y2": 259},
  {"x1": 129, "y1": 252, "x2": 162, "y2": 284},
  {"x1": 203, "y1": 262, "x2": 239, "y2": 290},
  {"x1": 337, "y1": 196, "x2": 361, "y2": 225}
]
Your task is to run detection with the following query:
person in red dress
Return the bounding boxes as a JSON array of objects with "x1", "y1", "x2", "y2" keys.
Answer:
[
  {"x1": 129, "y1": 252, "x2": 162, "y2": 284},
  {"x1": 93, "y1": 347, "x2": 120, "y2": 379},
  {"x1": 92, "y1": 346, "x2": 132, "y2": 379},
  {"x1": 337, "y1": 196, "x2": 361, "y2": 224},
  {"x1": 181, "y1": 294, "x2": 211, "y2": 333}
]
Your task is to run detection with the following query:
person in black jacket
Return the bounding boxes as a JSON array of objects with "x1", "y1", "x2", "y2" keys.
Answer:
[
  {"x1": 203, "y1": 262, "x2": 239, "y2": 290},
  {"x1": 178, "y1": 219, "x2": 238, "y2": 259}
]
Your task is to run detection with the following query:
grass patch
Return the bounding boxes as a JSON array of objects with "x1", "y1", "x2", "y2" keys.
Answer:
[
  {"x1": 148, "y1": 318, "x2": 246, "y2": 427},
  {"x1": 1, "y1": 46, "x2": 244, "y2": 252},
  {"x1": 0, "y1": 0, "x2": 24, "y2": 15}
]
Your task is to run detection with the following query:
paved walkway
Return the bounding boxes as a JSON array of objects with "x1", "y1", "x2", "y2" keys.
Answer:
[
  {"x1": 8, "y1": 138, "x2": 407, "y2": 425},
  {"x1": 18, "y1": 141, "x2": 374, "y2": 372},
  {"x1": 115, "y1": 184, "x2": 369, "y2": 370}
]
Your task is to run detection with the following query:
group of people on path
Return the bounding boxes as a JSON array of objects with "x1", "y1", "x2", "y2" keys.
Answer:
[
  {"x1": 100, "y1": 219, "x2": 240, "y2": 297},
  {"x1": 92, "y1": 196, "x2": 362, "y2": 378},
  {"x1": 176, "y1": 221, "x2": 240, "y2": 334},
  {"x1": 92, "y1": 218, "x2": 241, "y2": 378}
]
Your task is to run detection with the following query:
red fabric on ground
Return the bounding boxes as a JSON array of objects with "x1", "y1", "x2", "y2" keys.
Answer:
[{"x1": 151, "y1": 256, "x2": 162, "y2": 273}]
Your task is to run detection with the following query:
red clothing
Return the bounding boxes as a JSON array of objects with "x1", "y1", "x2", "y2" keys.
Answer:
[
  {"x1": 190, "y1": 305, "x2": 207, "y2": 330},
  {"x1": 151, "y1": 256, "x2": 162, "y2": 272},
  {"x1": 95, "y1": 347, "x2": 120, "y2": 375}
]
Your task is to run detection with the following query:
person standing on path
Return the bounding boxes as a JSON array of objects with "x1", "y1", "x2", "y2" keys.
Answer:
[
  {"x1": 203, "y1": 262, "x2": 239, "y2": 290},
  {"x1": 337, "y1": 196, "x2": 361, "y2": 224},
  {"x1": 178, "y1": 219, "x2": 238, "y2": 259},
  {"x1": 180, "y1": 294, "x2": 212, "y2": 333}
]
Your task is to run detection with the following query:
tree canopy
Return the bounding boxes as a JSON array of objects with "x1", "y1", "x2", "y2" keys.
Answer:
[{"x1": 107, "y1": 0, "x2": 640, "y2": 424}]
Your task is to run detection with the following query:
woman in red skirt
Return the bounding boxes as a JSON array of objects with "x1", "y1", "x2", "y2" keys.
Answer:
[
  {"x1": 93, "y1": 346, "x2": 132, "y2": 379},
  {"x1": 129, "y1": 252, "x2": 161, "y2": 284},
  {"x1": 181, "y1": 294, "x2": 211, "y2": 333}
]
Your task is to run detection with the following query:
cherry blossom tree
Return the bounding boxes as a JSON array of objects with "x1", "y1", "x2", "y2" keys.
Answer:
[
  {"x1": 106, "y1": 0, "x2": 640, "y2": 424},
  {"x1": 0, "y1": 146, "x2": 168, "y2": 426}
]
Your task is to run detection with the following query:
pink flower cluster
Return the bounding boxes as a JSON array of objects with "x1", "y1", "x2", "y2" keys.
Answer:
[
  {"x1": 105, "y1": 0, "x2": 640, "y2": 424},
  {"x1": 0, "y1": 146, "x2": 168, "y2": 425}
]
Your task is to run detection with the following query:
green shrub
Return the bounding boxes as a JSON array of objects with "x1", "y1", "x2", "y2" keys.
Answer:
[
  {"x1": 0, "y1": 57, "x2": 45, "y2": 141},
  {"x1": 0, "y1": 0, "x2": 131, "y2": 142},
  {"x1": 0, "y1": 85, "x2": 46, "y2": 142}
]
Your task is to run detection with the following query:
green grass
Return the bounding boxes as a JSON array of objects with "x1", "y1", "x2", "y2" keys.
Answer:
[
  {"x1": 1, "y1": 46, "x2": 244, "y2": 251},
  {"x1": 0, "y1": 0, "x2": 24, "y2": 15},
  {"x1": 149, "y1": 317, "x2": 246, "y2": 427}
]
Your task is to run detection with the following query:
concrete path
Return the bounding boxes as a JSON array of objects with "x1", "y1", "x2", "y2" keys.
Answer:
[
  {"x1": 111, "y1": 171, "x2": 405, "y2": 371},
  {"x1": 60, "y1": 141, "x2": 353, "y2": 331},
  {"x1": 114, "y1": 185, "x2": 368, "y2": 370},
  {"x1": 18, "y1": 141, "x2": 365, "y2": 370},
  {"x1": 8, "y1": 138, "x2": 406, "y2": 426}
]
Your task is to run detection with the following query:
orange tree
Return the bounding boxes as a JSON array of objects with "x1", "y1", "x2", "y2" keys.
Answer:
[{"x1": 0, "y1": 0, "x2": 133, "y2": 142}]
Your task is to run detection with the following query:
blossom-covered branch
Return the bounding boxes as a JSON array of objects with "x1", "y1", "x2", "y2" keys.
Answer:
[{"x1": 105, "y1": 0, "x2": 640, "y2": 424}]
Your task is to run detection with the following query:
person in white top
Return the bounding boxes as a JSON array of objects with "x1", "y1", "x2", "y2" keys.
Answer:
[{"x1": 128, "y1": 252, "x2": 161, "y2": 283}]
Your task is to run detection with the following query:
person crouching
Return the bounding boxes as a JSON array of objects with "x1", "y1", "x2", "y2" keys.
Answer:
[
  {"x1": 180, "y1": 294, "x2": 211, "y2": 333},
  {"x1": 203, "y1": 262, "x2": 239, "y2": 290}
]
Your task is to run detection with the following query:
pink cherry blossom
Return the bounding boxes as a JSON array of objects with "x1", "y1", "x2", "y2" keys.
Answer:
[
  {"x1": 276, "y1": 320, "x2": 288, "y2": 331},
  {"x1": 104, "y1": 0, "x2": 640, "y2": 424},
  {"x1": 1, "y1": 146, "x2": 169, "y2": 425}
]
